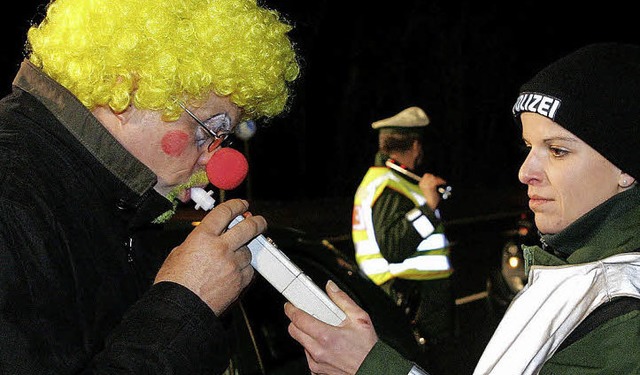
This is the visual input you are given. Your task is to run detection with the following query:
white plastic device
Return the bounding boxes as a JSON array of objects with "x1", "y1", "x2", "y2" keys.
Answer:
[{"x1": 190, "y1": 187, "x2": 346, "y2": 326}]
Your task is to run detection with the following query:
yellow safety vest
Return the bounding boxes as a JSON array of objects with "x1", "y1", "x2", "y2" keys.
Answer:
[{"x1": 352, "y1": 166, "x2": 453, "y2": 285}]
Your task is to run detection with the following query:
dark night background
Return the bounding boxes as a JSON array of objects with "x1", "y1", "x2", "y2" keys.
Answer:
[
  {"x1": 2, "y1": 3, "x2": 639, "y2": 373},
  {"x1": 2, "y1": 1, "x2": 639, "y2": 226}
]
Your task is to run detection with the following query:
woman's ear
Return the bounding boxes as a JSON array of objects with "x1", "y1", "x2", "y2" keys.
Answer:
[{"x1": 619, "y1": 172, "x2": 636, "y2": 188}]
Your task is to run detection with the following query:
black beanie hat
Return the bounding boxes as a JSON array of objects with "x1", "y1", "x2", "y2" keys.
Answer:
[{"x1": 512, "y1": 42, "x2": 640, "y2": 179}]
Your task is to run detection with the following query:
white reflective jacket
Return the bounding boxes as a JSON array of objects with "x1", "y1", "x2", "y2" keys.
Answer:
[{"x1": 474, "y1": 252, "x2": 640, "y2": 375}]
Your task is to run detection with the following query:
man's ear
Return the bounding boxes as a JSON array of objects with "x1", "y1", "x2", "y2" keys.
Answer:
[
  {"x1": 413, "y1": 139, "x2": 423, "y2": 153},
  {"x1": 91, "y1": 105, "x2": 132, "y2": 133},
  {"x1": 114, "y1": 105, "x2": 134, "y2": 125}
]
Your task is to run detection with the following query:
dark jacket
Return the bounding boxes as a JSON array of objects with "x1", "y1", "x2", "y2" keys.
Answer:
[
  {"x1": 0, "y1": 61, "x2": 230, "y2": 374},
  {"x1": 370, "y1": 153, "x2": 445, "y2": 263}
]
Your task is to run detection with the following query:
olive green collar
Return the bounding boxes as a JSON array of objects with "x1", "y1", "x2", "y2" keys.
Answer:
[
  {"x1": 12, "y1": 60, "x2": 157, "y2": 196},
  {"x1": 524, "y1": 187, "x2": 640, "y2": 271}
]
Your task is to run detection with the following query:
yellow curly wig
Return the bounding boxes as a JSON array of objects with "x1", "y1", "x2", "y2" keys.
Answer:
[{"x1": 26, "y1": 0, "x2": 300, "y2": 121}]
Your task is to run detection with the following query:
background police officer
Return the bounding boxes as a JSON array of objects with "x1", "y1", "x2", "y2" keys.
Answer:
[{"x1": 351, "y1": 107, "x2": 456, "y2": 371}]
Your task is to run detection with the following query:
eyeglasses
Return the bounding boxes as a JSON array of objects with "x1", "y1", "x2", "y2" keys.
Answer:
[{"x1": 179, "y1": 103, "x2": 233, "y2": 152}]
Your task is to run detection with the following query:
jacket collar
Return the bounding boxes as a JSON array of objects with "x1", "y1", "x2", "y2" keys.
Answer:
[
  {"x1": 12, "y1": 60, "x2": 172, "y2": 225},
  {"x1": 526, "y1": 186, "x2": 640, "y2": 269}
]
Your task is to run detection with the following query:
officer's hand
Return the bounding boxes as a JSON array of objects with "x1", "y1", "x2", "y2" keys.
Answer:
[{"x1": 419, "y1": 173, "x2": 447, "y2": 210}]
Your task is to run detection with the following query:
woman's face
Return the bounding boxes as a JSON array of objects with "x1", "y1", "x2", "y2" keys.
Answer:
[{"x1": 518, "y1": 112, "x2": 624, "y2": 234}]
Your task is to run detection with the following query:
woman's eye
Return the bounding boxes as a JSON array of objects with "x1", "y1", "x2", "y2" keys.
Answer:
[{"x1": 549, "y1": 146, "x2": 568, "y2": 157}]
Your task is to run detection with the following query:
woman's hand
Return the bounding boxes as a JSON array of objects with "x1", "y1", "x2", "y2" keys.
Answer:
[{"x1": 285, "y1": 280, "x2": 379, "y2": 375}]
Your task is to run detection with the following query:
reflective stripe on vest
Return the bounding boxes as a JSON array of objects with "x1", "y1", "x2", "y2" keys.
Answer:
[
  {"x1": 474, "y1": 252, "x2": 640, "y2": 375},
  {"x1": 353, "y1": 166, "x2": 452, "y2": 285}
]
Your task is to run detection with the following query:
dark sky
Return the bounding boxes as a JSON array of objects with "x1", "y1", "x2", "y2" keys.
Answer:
[{"x1": 2, "y1": 1, "x2": 639, "y2": 206}]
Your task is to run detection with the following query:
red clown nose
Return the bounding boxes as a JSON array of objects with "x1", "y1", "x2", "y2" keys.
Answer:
[{"x1": 206, "y1": 147, "x2": 249, "y2": 190}]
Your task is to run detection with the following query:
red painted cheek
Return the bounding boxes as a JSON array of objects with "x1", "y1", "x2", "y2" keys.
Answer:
[{"x1": 161, "y1": 130, "x2": 190, "y2": 157}]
